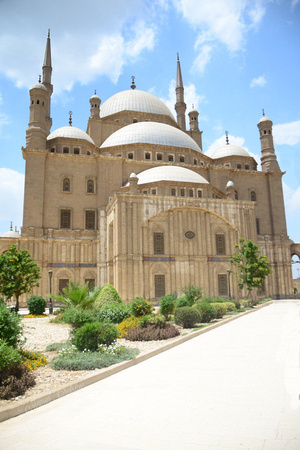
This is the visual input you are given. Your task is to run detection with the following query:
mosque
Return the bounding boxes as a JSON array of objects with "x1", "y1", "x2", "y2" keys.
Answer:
[{"x1": 1, "y1": 32, "x2": 298, "y2": 304}]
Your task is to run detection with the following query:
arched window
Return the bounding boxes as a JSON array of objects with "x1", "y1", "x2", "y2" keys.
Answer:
[
  {"x1": 74, "y1": 148, "x2": 80, "y2": 155},
  {"x1": 237, "y1": 164, "x2": 241, "y2": 169},
  {"x1": 128, "y1": 153, "x2": 133, "y2": 159},
  {"x1": 171, "y1": 188, "x2": 176, "y2": 196},
  {"x1": 87, "y1": 151, "x2": 91, "y2": 155},
  {"x1": 194, "y1": 159, "x2": 197, "y2": 165},
  {"x1": 63, "y1": 147, "x2": 69, "y2": 154},
  {"x1": 145, "y1": 152, "x2": 151, "y2": 160},
  {"x1": 197, "y1": 190, "x2": 202, "y2": 198},
  {"x1": 180, "y1": 188, "x2": 185, "y2": 197},
  {"x1": 180, "y1": 156, "x2": 185, "y2": 163},
  {"x1": 37, "y1": 100, "x2": 40, "y2": 105},
  {"x1": 235, "y1": 190, "x2": 238, "y2": 200},
  {"x1": 251, "y1": 191, "x2": 256, "y2": 201},
  {"x1": 50, "y1": 148, "x2": 55, "y2": 153},
  {"x1": 168, "y1": 155, "x2": 174, "y2": 162},
  {"x1": 189, "y1": 190, "x2": 193, "y2": 197},
  {"x1": 87, "y1": 179, "x2": 95, "y2": 194},
  {"x1": 63, "y1": 178, "x2": 70, "y2": 192},
  {"x1": 157, "y1": 154, "x2": 162, "y2": 161}
]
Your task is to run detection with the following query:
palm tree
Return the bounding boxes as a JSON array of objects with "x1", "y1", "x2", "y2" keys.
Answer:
[{"x1": 53, "y1": 281, "x2": 100, "y2": 310}]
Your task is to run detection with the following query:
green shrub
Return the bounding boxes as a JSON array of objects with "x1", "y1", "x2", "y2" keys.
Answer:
[
  {"x1": 50, "y1": 348, "x2": 139, "y2": 371},
  {"x1": 96, "y1": 303, "x2": 131, "y2": 324},
  {"x1": 27, "y1": 295, "x2": 47, "y2": 315},
  {"x1": 63, "y1": 307, "x2": 96, "y2": 330},
  {"x1": 139, "y1": 314, "x2": 166, "y2": 329},
  {"x1": 125, "y1": 323, "x2": 180, "y2": 341},
  {"x1": 175, "y1": 296, "x2": 189, "y2": 308},
  {"x1": 223, "y1": 301, "x2": 237, "y2": 312},
  {"x1": 0, "y1": 302, "x2": 23, "y2": 348},
  {"x1": 94, "y1": 284, "x2": 122, "y2": 309},
  {"x1": 201, "y1": 296, "x2": 227, "y2": 303},
  {"x1": 174, "y1": 306, "x2": 201, "y2": 328},
  {"x1": 45, "y1": 342, "x2": 70, "y2": 352},
  {"x1": 0, "y1": 364, "x2": 35, "y2": 400},
  {"x1": 231, "y1": 299, "x2": 241, "y2": 310},
  {"x1": 73, "y1": 322, "x2": 119, "y2": 351},
  {"x1": 193, "y1": 302, "x2": 217, "y2": 323},
  {"x1": 130, "y1": 297, "x2": 153, "y2": 317},
  {"x1": 211, "y1": 303, "x2": 227, "y2": 319},
  {"x1": 180, "y1": 284, "x2": 203, "y2": 306},
  {"x1": 0, "y1": 339, "x2": 22, "y2": 370},
  {"x1": 159, "y1": 295, "x2": 175, "y2": 319}
]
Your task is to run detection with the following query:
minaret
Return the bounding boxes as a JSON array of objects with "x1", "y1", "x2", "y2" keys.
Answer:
[
  {"x1": 188, "y1": 105, "x2": 199, "y2": 131},
  {"x1": 42, "y1": 29, "x2": 53, "y2": 133},
  {"x1": 257, "y1": 110, "x2": 280, "y2": 172},
  {"x1": 175, "y1": 54, "x2": 186, "y2": 130},
  {"x1": 89, "y1": 90, "x2": 101, "y2": 119}
]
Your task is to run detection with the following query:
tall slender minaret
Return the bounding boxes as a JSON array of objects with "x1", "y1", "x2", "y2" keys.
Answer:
[
  {"x1": 257, "y1": 111, "x2": 280, "y2": 172},
  {"x1": 42, "y1": 29, "x2": 53, "y2": 133},
  {"x1": 175, "y1": 54, "x2": 186, "y2": 130},
  {"x1": 26, "y1": 32, "x2": 52, "y2": 149}
]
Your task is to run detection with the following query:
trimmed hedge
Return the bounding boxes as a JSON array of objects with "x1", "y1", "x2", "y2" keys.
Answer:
[
  {"x1": 27, "y1": 296, "x2": 47, "y2": 315},
  {"x1": 193, "y1": 302, "x2": 217, "y2": 323},
  {"x1": 125, "y1": 323, "x2": 180, "y2": 341},
  {"x1": 74, "y1": 322, "x2": 119, "y2": 351},
  {"x1": 211, "y1": 303, "x2": 227, "y2": 319},
  {"x1": 94, "y1": 284, "x2": 122, "y2": 309},
  {"x1": 174, "y1": 306, "x2": 201, "y2": 328}
]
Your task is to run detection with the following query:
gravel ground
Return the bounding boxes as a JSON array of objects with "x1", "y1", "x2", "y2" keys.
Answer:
[{"x1": 0, "y1": 316, "x2": 186, "y2": 408}]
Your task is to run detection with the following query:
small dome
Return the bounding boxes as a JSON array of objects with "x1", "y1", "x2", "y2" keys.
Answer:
[
  {"x1": 100, "y1": 89, "x2": 175, "y2": 120},
  {"x1": 101, "y1": 122, "x2": 201, "y2": 153},
  {"x1": 211, "y1": 144, "x2": 250, "y2": 159},
  {"x1": 90, "y1": 94, "x2": 100, "y2": 101},
  {"x1": 47, "y1": 126, "x2": 95, "y2": 145},
  {"x1": 226, "y1": 180, "x2": 235, "y2": 188},
  {"x1": 129, "y1": 172, "x2": 138, "y2": 178},
  {"x1": 30, "y1": 83, "x2": 47, "y2": 92},
  {"x1": 2, "y1": 230, "x2": 19, "y2": 238},
  {"x1": 258, "y1": 116, "x2": 271, "y2": 124},
  {"x1": 125, "y1": 166, "x2": 209, "y2": 186}
]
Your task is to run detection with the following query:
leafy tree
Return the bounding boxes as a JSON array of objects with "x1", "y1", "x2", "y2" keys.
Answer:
[
  {"x1": 180, "y1": 284, "x2": 203, "y2": 306},
  {"x1": 229, "y1": 239, "x2": 272, "y2": 298},
  {"x1": 0, "y1": 245, "x2": 41, "y2": 312}
]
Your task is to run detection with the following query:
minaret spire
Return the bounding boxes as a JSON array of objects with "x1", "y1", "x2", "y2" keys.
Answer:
[
  {"x1": 42, "y1": 30, "x2": 53, "y2": 133},
  {"x1": 175, "y1": 54, "x2": 186, "y2": 130}
]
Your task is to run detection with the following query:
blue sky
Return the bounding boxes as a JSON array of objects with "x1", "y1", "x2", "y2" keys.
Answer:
[{"x1": 0, "y1": 0, "x2": 299, "y2": 277}]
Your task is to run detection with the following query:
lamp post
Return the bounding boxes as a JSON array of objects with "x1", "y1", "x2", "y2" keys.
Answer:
[
  {"x1": 227, "y1": 269, "x2": 231, "y2": 301},
  {"x1": 48, "y1": 269, "x2": 53, "y2": 315}
]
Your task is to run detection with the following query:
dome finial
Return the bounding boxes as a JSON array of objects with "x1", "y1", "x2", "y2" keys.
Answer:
[
  {"x1": 131, "y1": 76, "x2": 136, "y2": 90},
  {"x1": 94, "y1": 89, "x2": 97, "y2": 95},
  {"x1": 177, "y1": 52, "x2": 179, "y2": 61},
  {"x1": 38, "y1": 75, "x2": 41, "y2": 83},
  {"x1": 48, "y1": 29, "x2": 50, "y2": 38},
  {"x1": 69, "y1": 111, "x2": 73, "y2": 126},
  {"x1": 225, "y1": 131, "x2": 229, "y2": 145},
  {"x1": 262, "y1": 108, "x2": 265, "y2": 116},
  {"x1": 10, "y1": 221, "x2": 13, "y2": 231}
]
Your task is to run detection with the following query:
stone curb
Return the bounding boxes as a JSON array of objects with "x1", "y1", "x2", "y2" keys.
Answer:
[{"x1": 0, "y1": 301, "x2": 272, "y2": 423}]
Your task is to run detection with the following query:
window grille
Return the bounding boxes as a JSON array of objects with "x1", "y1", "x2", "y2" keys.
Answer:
[
  {"x1": 218, "y1": 274, "x2": 228, "y2": 296},
  {"x1": 155, "y1": 274, "x2": 165, "y2": 297},
  {"x1": 251, "y1": 191, "x2": 256, "y2": 201},
  {"x1": 216, "y1": 234, "x2": 226, "y2": 255},
  {"x1": 87, "y1": 179, "x2": 95, "y2": 193},
  {"x1": 63, "y1": 178, "x2": 70, "y2": 192},
  {"x1": 86, "y1": 211, "x2": 96, "y2": 230},
  {"x1": 154, "y1": 233, "x2": 164, "y2": 254},
  {"x1": 59, "y1": 279, "x2": 69, "y2": 295},
  {"x1": 60, "y1": 210, "x2": 71, "y2": 229}
]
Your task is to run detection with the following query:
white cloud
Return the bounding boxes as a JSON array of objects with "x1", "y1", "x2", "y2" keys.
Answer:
[
  {"x1": 250, "y1": 75, "x2": 266, "y2": 88},
  {"x1": 291, "y1": 0, "x2": 299, "y2": 10},
  {"x1": 0, "y1": 168, "x2": 24, "y2": 236},
  {"x1": 0, "y1": 91, "x2": 10, "y2": 134},
  {"x1": 273, "y1": 121, "x2": 300, "y2": 146},
  {"x1": 173, "y1": 0, "x2": 266, "y2": 72},
  {"x1": 283, "y1": 182, "x2": 300, "y2": 212},
  {"x1": 159, "y1": 79, "x2": 205, "y2": 121},
  {"x1": 0, "y1": 1, "x2": 157, "y2": 93},
  {"x1": 192, "y1": 45, "x2": 213, "y2": 74}
]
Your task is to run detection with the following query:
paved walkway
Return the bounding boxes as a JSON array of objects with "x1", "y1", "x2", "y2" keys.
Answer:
[{"x1": 1, "y1": 300, "x2": 300, "y2": 449}]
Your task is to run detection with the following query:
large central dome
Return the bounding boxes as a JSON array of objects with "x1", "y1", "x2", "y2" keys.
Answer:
[
  {"x1": 100, "y1": 122, "x2": 201, "y2": 153},
  {"x1": 100, "y1": 89, "x2": 175, "y2": 120}
]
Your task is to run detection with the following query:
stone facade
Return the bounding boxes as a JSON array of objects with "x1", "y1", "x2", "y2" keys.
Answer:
[{"x1": 0, "y1": 33, "x2": 296, "y2": 305}]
